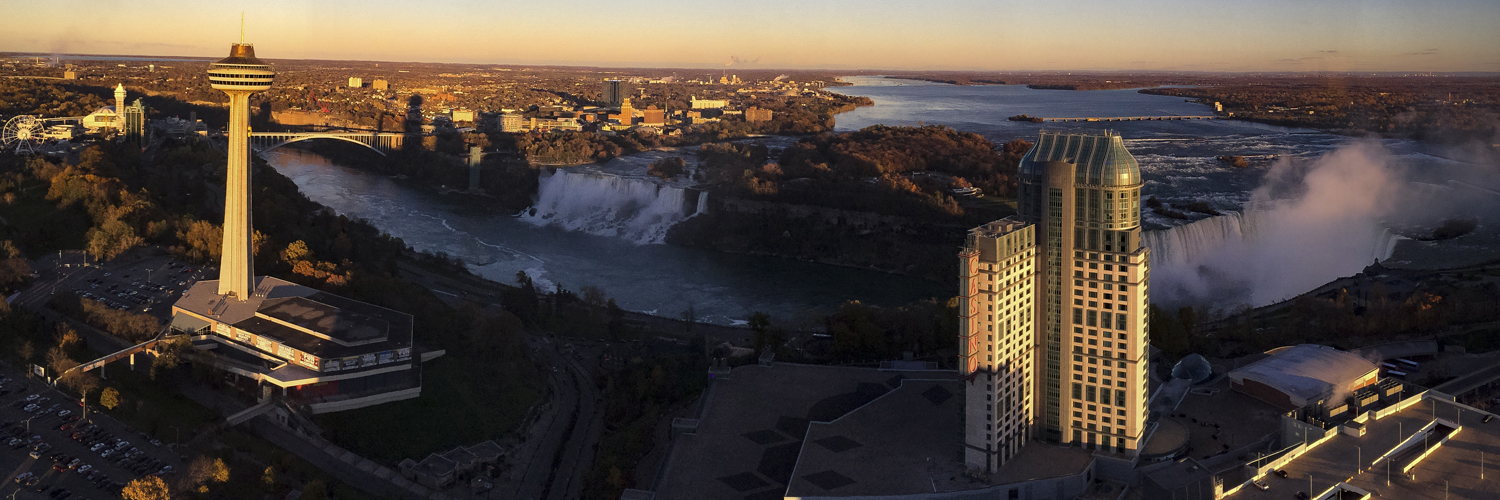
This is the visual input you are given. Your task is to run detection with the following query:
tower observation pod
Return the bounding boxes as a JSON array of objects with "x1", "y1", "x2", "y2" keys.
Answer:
[{"x1": 208, "y1": 44, "x2": 274, "y2": 300}]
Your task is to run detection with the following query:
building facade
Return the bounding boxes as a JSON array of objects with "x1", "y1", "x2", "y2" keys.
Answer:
[
  {"x1": 600, "y1": 79, "x2": 625, "y2": 107},
  {"x1": 1013, "y1": 131, "x2": 1150, "y2": 454},
  {"x1": 348, "y1": 77, "x2": 362, "y2": 88},
  {"x1": 959, "y1": 217, "x2": 1037, "y2": 472},
  {"x1": 123, "y1": 98, "x2": 148, "y2": 144},
  {"x1": 690, "y1": 96, "x2": 727, "y2": 109}
]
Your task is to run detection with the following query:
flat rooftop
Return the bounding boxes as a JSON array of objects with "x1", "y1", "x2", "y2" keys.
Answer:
[
  {"x1": 786, "y1": 379, "x2": 1093, "y2": 498},
  {"x1": 172, "y1": 276, "x2": 415, "y2": 366},
  {"x1": 654, "y1": 364, "x2": 957, "y2": 500},
  {"x1": 1227, "y1": 395, "x2": 1500, "y2": 500},
  {"x1": 254, "y1": 296, "x2": 389, "y2": 345},
  {"x1": 1228, "y1": 345, "x2": 1377, "y2": 405}
]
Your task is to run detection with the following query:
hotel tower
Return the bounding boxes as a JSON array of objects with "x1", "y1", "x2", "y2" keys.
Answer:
[
  {"x1": 207, "y1": 43, "x2": 275, "y2": 299},
  {"x1": 961, "y1": 131, "x2": 1150, "y2": 472}
]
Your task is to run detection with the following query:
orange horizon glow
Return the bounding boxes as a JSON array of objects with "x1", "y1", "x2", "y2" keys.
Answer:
[{"x1": 2, "y1": 0, "x2": 1498, "y2": 72}]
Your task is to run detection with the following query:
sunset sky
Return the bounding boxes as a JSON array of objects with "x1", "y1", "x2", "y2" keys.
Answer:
[{"x1": 4, "y1": 0, "x2": 1498, "y2": 72}]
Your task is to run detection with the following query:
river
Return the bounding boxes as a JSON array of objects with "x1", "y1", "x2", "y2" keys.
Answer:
[{"x1": 263, "y1": 76, "x2": 1499, "y2": 321}]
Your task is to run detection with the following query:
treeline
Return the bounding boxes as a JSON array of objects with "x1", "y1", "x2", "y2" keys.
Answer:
[
  {"x1": 1142, "y1": 78, "x2": 1500, "y2": 143},
  {"x1": 0, "y1": 79, "x2": 109, "y2": 117},
  {"x1": 694, "y1": 125, "x2": 1030, "y2": 220}
]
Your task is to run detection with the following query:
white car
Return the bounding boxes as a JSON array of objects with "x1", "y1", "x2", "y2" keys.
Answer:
[
  {"x1": 56, "y1": 410, "x2": 71, "y2": 418},
  {"x1": 24, "y1": 394, "x2": 39, "y2": 402}
]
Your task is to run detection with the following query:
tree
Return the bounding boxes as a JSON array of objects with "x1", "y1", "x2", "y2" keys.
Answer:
[
  {"x1": 647, "y1": 157, "x2": 686, "y2": 180},
  {"x1": 749, "y1": 311, "x2": 773, "y2": 351},
  {"x1": 100, "y1": 387, "x2": 120, "y2": 410},
  {"x1": 17, "y1": 340, "x2": 34, "y2": 364},
  {"x1": 261, "y1": 466, "x2": 276, "y2": 491},
  {"x1": 150, "y1": 335, "x2": 190, "y2": 380},
  {"x1": 45, "y1": 346, "x2": 77, "y2": 379},
  {"x1": 121, "y1": 476, "x2": 171, "y2": 500}
]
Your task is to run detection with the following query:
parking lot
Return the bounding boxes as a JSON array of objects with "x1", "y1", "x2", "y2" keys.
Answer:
[
  {"x1": 57, "y1": 251, "x2": 212, "y2": 324},
  {"x1": 41, "y1": 247, "x2": 214, "y2": 322},
  {"x1": 0, "y1": 365, "x2": 187, "y2": 499}
]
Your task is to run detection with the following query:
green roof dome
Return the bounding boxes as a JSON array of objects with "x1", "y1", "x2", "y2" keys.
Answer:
[{"x1": 1017, "y1": 132, "x2": 1140, "y2": 187}]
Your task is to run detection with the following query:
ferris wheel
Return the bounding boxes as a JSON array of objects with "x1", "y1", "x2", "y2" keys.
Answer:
[
  {"x1": 2, "y1": 115, "x2": 46, "y2": 155},
  {"x1": 2, "y1": 114, "x2": 48, "y2": 153}
]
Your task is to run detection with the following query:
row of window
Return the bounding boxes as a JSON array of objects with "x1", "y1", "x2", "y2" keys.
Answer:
[{"x1": 210, "y1": 80, "x2": 275, "y2": 87}]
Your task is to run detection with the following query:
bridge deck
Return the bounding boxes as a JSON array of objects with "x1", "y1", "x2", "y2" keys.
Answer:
[{"x1": 1037, "y1": 116, "x2": 1219, "y2": 122}]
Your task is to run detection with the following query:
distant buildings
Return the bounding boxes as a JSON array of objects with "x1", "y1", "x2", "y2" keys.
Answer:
[
  {"x1": 642, "y1": 106, "x2": 665, "y2": 127},
  {"x1": 372, "y1": 79, "x2": 389, "y2": 91},
  {"x1": 745, "y1": 106, "x2": 773, "y2": 123},
  {"x1": 690, "y1": 96, "x2": 727, "y2": 109},
  {"x1": 451, "y1": 108, "x2": 475, "y2": 122},
  {"x1": 63, "y1": 70, "x2": 76, "y2": 80},
  {"x1": 348, "y1": 77, "x2": 363, "y2": 88},
  {"x1": 600, "y1": 79, "x2": 625, "y2": 107},
  {"x1": 611, "y1": 98, "x2": 636, "y2": 124},
  {"x1": 498, "y1": 113, "x2": 524, "y2": 132}
]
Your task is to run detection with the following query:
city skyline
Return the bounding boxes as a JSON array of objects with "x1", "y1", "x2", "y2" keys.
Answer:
[{"x1": 3, "y1": 0, "x2": 1498, "y2": 72}]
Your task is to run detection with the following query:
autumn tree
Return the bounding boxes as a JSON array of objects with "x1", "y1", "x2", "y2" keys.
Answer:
[
  {"x1": 122, "y1": 476, "x2": 171, "y2": 500},
  {"x1": 100, "y1": 387, "x2": 121, "y2": 410}
]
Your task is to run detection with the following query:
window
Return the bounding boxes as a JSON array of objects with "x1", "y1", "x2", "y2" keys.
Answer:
[
  {"x1": 1116, "y1": 390, "x2": 1127, "y2": 405},
  {"x1": 1072, "y1": 383, "x2": 1082, "y2": 399},
  {"x1": 1085, "y1": 385, "x2": 1096, "y2": 402},
  {"x1": 1087, "y1": 310, "x2": 1097, "y2": 327}
]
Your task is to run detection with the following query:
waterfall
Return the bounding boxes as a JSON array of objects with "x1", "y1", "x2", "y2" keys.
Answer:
[
  {"x1": 522, "y1": 169, "x2": 706, "y2": 244},
  {"x1": 1143, "y1": 210, "x2": 1402, "y2": 306}
]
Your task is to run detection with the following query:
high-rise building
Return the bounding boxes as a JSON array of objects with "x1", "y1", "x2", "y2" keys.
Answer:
[
  {"x1": 123, "y1": 98, "x2": 148, "y2": 145},
  {"x1": 373, "y1": 79, "x2": 389, "y2": 91},
  {"x1": 348, "y1": 77, "x2": 363, "y2": 88},
  {"x1": 1015, "y1": 130, "x2": 1149, "y2": 453},
  {"x1": 959, "y1": 217, "x2": 1036, "y2": 472},
  {"x1": 962, "y1": 131, "x2": 1150, "y2": 470},
  {"x1": 207, "y1": 43, "x2": 275, "y2": 300},
  {"x1": 600, "y1": 79, "x2": 625, "y2": 107}
]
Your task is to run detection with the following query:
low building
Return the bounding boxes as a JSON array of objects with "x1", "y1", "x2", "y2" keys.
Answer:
[
  {"x1": 690, "y1": 96, "x2": 727, "y2": 109},
  {"x1": 170, "y1": 276, "x2": 442, "y2": 414},
  {"x1": 642, "y1": 106, "x2": 665, "y2": 127},
  {"x1": 498, "y1": 113, "x2": 525, "y2": 132},
  {"x1": 1228, "y1": 344, "x2": 1379, "y2": 410},
  {"x1": 372, "y1": 79, "x2": 389, "y2": 91},
  {"x1": 529, "y1": 117, "x2": 582, "y2": 132},
  {"x1": 745, "y1": 106, "x2": 773, "y2": 123},
  {"x1": 451, "y1": 108, "x2": 475, "y2": 122},
  {"x1": 81, "y1": 106, "x2": 117, "y2": 131}
]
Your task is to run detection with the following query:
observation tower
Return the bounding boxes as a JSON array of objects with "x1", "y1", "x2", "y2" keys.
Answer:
[{"x1": 208, "y1": 43, "x2": 274, "y2": 300}]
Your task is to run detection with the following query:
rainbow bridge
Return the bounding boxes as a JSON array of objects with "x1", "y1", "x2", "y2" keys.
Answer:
[
  {"x1": 249, "y1": 131, "x2": 411, "y2": 156},
  {"x1": 1038, "y1": 116, "x2": 1219, "y2": 122}
]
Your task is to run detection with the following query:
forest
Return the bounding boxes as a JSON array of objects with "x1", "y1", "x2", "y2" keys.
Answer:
[{"x1": 694, "y1": 125, "x2": 1031, "y2": 220}]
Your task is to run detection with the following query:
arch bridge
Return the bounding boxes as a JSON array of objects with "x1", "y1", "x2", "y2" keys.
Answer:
[{"x1": 250, "y1": 131, "x2": 412, "y2": 156}]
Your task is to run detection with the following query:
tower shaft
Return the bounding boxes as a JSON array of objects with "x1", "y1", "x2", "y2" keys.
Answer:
[{"x1": 217, "y1": 90, "x2": 255, "y2": 298}]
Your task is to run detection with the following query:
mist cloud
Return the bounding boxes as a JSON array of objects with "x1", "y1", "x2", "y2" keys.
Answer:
[{"x1": 1146, "y1": 141, "x2": 1407, "y2": 307}]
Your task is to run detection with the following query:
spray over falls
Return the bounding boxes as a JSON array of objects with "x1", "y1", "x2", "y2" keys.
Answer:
[{"x1": 522, "y1": 168, "x2": 708, "y2": 244}]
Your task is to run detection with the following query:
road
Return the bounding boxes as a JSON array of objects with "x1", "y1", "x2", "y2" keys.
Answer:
[
  {"x1": 498, "y1": 338, "x2": 578, "y2": 500},
  {"x1": 545, "y1": 351, "x2": 603, "y2": 500}
]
